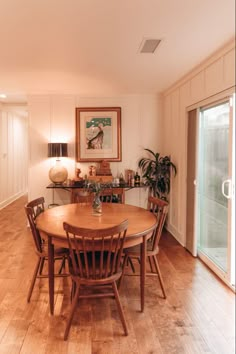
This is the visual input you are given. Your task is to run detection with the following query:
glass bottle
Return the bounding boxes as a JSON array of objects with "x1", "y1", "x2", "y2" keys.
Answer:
[{"x1": 134, "y1": 172, "x2": 140, "y2": 186}]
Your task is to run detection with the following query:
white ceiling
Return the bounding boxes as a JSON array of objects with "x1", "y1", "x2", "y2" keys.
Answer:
[{"x1": 0, "y1": 0, "x2": 235, "y2": 103}]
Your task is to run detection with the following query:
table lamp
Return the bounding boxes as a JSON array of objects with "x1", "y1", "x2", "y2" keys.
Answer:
[{"x1": 48, "y1": 142, "x2": 68, "y2": 184}]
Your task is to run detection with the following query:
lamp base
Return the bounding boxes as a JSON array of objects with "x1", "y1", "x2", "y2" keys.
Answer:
[
  {"x1": 48, "y1": 203, "x2": 60, "y2": 208},
  {"x1": 49, "y1": 160, "x2": 68, "y2": 184}
]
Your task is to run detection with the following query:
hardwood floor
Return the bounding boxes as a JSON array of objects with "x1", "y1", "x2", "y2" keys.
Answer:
[{"x1": 0, "y1": 196, "x2": 235, "y2": 354}]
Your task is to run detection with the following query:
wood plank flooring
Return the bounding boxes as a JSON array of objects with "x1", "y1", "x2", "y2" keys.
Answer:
[{"x1": 0, "y1": 196, "x2": 235, "y2": 354}]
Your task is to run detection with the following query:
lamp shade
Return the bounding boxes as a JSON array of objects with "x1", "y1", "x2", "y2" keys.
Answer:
[{"x1": 48, "y1": 143, "x2": 68, "y2": 158}]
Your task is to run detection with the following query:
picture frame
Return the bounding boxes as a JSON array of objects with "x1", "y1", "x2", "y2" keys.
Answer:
[{"x1": 76, "y1": 107, "x2": 121, "y2": 162}]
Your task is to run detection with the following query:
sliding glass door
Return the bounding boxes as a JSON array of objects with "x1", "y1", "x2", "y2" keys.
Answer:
[{"x1": 196, "y1": 97, "x2": 235, "y2": 287}]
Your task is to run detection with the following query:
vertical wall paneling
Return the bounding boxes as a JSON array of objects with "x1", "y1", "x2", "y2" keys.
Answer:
[
  {"x1": 205, "y1": 58, "x2": 224, "y2": 97},
  {"x1": 163, "y1": 95, "x2": 171, "y2": 154},
  {"x1": 179, "y1": 82, "x2": 191, "y2": 236},
  {"x1": 162, "y1": 40, "x2": 235, "y2": 246},
  {"x1": 139, "y1": 95, "x2": 161, "y2": 207},
  {"x1": 50, "y1": 95, "x2": 76, "y2": 205},
  {"x1": 223, "y1": 49, "x2": 235, "y2": 88},
  {"x1": 0, "y1": 106, "x2": 28, "y2": 209},
  {"x1": 169, "y1": 89, "x2": 180, "y2": 230},
  {"x1": 28, "y1": 96, "x2": 51, "y2": 203},
  {"x1": 1, "y1": 113, "x2": 8, "y2": 201},
  {"x1": 7, "y1": 114, "x2": 13, "y2": 197},
  {"x1": 190, "y1": 71, "x2": 205, "y2": 104}
]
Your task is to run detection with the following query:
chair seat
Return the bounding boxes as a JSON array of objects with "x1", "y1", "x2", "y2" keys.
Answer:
[
  {"x1": 70, "y1": 269, "x2": 122, "y2": 286},
  {"x1": 124, "y1": 243, "x2": 160, "y2": 256},
  {"x1": 55, "y1": 247, "x2": 69, "y2": 255},
  {"x1": 41, "y1": 243, "x2": 69, "y2": 256}
]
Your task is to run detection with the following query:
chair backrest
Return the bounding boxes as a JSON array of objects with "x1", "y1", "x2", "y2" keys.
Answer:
[
  {"x1": 101, "y1": 188, "x2": 114, "y2": 203},
  {"x1": 71, "y1": 187, "x2": 125, "y2": 204},
  {"x1": 147, "y1": 196, "x2": 169, "y2": 251},
  {"x1": 112, "y1": 188, "x2": 125, "y2": 204},
  {"x1": 25, "y1": 197, "x2": 45, "y2": 253},
  {"x1": 71, "y1": 189, "x2": 94, "y2": 204},
  {"x1": 26, "y1": 197, "x2": 45, "y2": 218},
  {"x1": 63, "y1": 219, "x2": 128, "y2": 280},
  {"x1": 101, "y1": 187, "x2": 125, "y2": 203}
]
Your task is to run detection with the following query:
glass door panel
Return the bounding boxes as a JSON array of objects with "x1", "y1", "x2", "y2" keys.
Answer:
[{"x1": 197, "y1": 101, "x2": 230, "y2": 273}]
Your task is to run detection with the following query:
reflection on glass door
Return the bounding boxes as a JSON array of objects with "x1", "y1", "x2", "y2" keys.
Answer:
[{"x1": 197, "y1": 99, "x2": 234, "y2": 285}]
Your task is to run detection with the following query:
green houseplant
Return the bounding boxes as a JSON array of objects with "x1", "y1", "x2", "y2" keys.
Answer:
[{"x1": 138, "y1": 148, "x2": 177, "y2": 200}]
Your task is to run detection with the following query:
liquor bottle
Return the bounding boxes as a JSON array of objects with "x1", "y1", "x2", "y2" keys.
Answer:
[
  {"x1": 119, "y1": 173, "x2": 125, "y2": 186},
  {"x1": 134, "y1": 172, "x2": 140, "y2": 186},
  {"x1": 127, "y1": 173, "x2": 130, "y2": 185}
]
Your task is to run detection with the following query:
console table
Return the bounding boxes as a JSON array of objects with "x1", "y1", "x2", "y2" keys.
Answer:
[{"x1": 47, "y1": 182, "x2": 147, "y2": 205}]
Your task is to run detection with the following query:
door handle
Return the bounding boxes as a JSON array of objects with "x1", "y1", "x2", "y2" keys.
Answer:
[{"x1": 221, "y1": 179, "x2": 232, "y2": 199}]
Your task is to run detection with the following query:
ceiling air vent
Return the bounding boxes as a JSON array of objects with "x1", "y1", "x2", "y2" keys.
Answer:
[{"x1": 139, "y1": 39, "x2": 161, "y2": 53}]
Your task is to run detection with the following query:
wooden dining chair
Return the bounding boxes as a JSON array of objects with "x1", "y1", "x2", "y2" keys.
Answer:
[
  {"x1": 121, "y1": 196, "x2": 168, "y2": 299},
  {"x1": 63, "y1": 219, "x2": 129, "y2": 340},
  {"x1": 101, "y1": 187, "x2": 125, "y2": 203},
  {"x1": 113, "y1": 187, "x2": 125, "y2": 203},
  {"x1": 100, "y1": 187, "x2": 114, "y2": 203},
  {"x1": 25, "y1": 197, "x2": 69, "y2": 302},
  {"x1": 71, "y1": 189, "x2": 93, "y2": 204}
]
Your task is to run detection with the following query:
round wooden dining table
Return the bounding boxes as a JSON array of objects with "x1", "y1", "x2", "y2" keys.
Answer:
[{"x1": 36, "y1": 202, "x2": 157, "y2": 315}]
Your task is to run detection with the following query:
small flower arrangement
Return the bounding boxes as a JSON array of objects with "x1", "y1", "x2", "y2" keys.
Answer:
[
  {"x1": 85, "y1": 181, "x2": 102, "y2": 196},
  {"x1": 84, "y1": 181, "x2": 103, "y2": 215}
]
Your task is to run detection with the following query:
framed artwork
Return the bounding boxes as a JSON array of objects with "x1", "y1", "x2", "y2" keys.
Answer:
[{"x1": 76, "y1": 107, "x2": 121, "y2": 162}]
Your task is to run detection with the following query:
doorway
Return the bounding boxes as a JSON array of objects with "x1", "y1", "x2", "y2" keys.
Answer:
[{"x1": 186, "y1": 94, "x2": 235, "y2": 288}]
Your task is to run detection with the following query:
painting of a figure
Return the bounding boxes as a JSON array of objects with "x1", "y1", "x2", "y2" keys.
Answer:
[
  {"x1": 76, "y1": 107, "x2": 121, "y2": 162},
  {"x1": 87, "y1": 123, "x2": 104, "y2": 149},
  {"x1": 86, "y1": 118, "x2": 112, "y2": 150}
]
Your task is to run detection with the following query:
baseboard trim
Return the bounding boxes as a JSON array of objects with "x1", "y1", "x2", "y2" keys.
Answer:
[
  {"x1": 0, "y1": 192, "x2": 27, "y2": 210},
  {"x1": 165, "y1": 223, "x2": 185, "y2": 247}
]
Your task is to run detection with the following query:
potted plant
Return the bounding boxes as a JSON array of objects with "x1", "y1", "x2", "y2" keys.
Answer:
[{"x1": 138, "y1": 148, "x2": 177, "y2": 200}]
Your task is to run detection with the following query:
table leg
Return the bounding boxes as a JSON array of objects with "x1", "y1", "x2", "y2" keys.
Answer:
[
  {"x1": 48, "y1": 236, "x2": 55, "y2": 315},
  {"x1": 140, "y1": 234, "x2": 147, "y2": 312}
]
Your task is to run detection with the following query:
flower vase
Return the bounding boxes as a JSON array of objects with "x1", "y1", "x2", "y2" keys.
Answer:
[{"x1": 92, "y1": 193, "x2": 102, "y2": 215}]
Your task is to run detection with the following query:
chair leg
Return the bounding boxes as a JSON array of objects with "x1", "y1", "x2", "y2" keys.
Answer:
[
  {"x1": 128, "y1": 257, "x2": 136, "y2": 273},
  {"x1": 112, "y1": 281, "x2": 128, "y2": 335},
  {"x1": 153, "y1": 255, "x2": 167, "y2": 299},
  {"x1": 58, "y1": 256, "x2": 66, "y2": 274},
  {"x1": 148, "y1": 256, "x2": 155, "y2": 273},
  {"x1": 70, "y1": 280, "x2": 76, "y2": 302},
  {"x1": 39, "y1": 258, "x2": 45, "y2": 275},
  {"x1": 27, "y1": 257, "x2": 42, "y2": 302},
  {"x1": 118, "y1": 254, "x2": 128, "y2": 289},
  {"x1": 140, "y1": 238, "x2": 147, "y2": 313},
  {"x1": 64, "y1": 283, "x2": 80, "y2": 340}
]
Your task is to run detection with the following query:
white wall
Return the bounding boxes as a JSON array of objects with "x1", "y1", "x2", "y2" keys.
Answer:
[
  {"x1": 28, "y1": 94, "x2": 162, "y2": 208},
  {"x1": 162, "y1": 39, "x2": 235, "y2": 246},
  {"x1": 0, "y1": 104, "x2": 28, "y2": 209}
]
